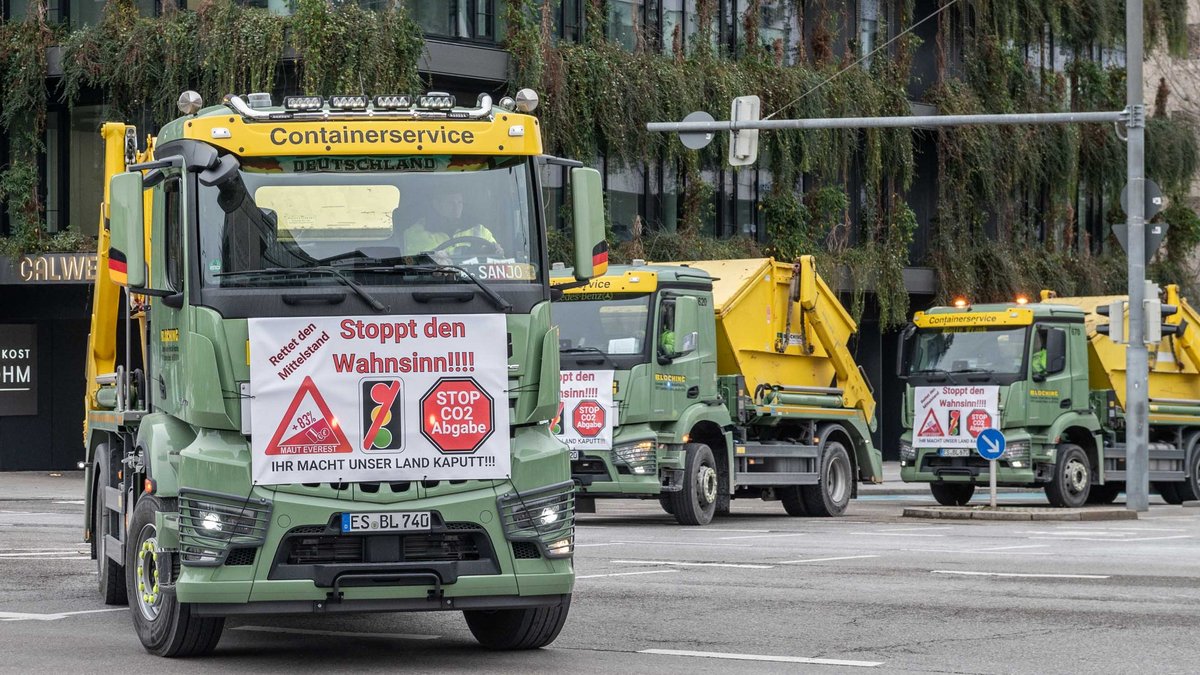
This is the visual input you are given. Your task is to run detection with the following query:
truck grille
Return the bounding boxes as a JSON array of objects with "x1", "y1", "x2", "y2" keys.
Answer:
[{"x1": 282, "y1": 525, "x2": 487, "y2": 565}]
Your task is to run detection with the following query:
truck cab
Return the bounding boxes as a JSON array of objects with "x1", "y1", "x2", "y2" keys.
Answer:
[
  {"x1": 83, "y1": 90, "x2": 606, "y2": 655},
  {"x1": 897, "y1": 300, "x2": 1099, "y2": 507},
  {"x1": 551, "y1": 262, "x2": 721, "y2": 515}
]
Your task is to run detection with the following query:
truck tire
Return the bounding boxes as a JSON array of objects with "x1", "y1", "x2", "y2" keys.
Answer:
[
  {"x1": 127, "y1": 494, "x2": 224, "y2": 657},
  {"x1": 780, "y1": 487, "x2": 808, "y2": 516},
  {"x1": 1156, "y1": 482, "x2": 1184, "y2": 505},
  {"x1": 464, "y1": 596, "x2": 571, "y2": 649},
  {"x1": 1176, "y1": 443, "x2": 1200, "y2": 502},
  {"x1": 930, "y1": 482, "x2": 975, "y2": 506},
  {"x1": 1045, "y1": 444, "x2": 1091, "y2": 508},
  {"x1": 1087, "y1": 483, "x2": 1121, "y2": 505},
  {"x1": 658, "y1": 495, "x2": 675, "y2": 515},
  {"x1": 670, "y1": 443, "x2": 718, "y2": 526},
  {"x1": 801, "y1": 441, "x2": 854, "y2": 517},
  {"x1": 95, "y1": 446, "x2": 127, "y2": 606}
]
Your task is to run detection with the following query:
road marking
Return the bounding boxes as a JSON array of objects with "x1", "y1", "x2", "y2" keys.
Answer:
[
  {"x1": 849, "y1": 531, "x2": 945, "y2": 538},
  {"x1": 0, "y1": 550, "x2": 87, "y2": 557},
  {"x1": 779, "y1": 555, "x2": 880, "y2": 564},
  {"x1": 0, "y1": 556, "x2": 90, "y2": 561},
  {"x1": 718, "y1": 533, "x2": 807, "y2": 540},
  {"x1": 931, "y1": 570, "x2": 1110, "y2": 579},
  {"x1": 1028, "y1": 535, "x2": 1190, "y2": 543},
  {"x1": 231, "y1": 626, "x2": 439, "y2": 640},
  {"x1": 576, "y1": 570, "x2": 680, "y2": 579},
  {"x1": 612, "y1": 540, "x2": 754, "y2": 548},
  {"x1": 976, "y1": 544, "x2": 1051, "y2": 551},
  {"x1": 53, "y1": 500, "x2": 85, "y2": 505},
  {"x1": 574, "y1": 542, "x2": 622, "y2": 548},
  {"x1": 612, "y1": 559, "x2": 775, "y2": 570},
  {"x1": 0, "y1": 608, "x2": 127, "y2": 622},
  {"x1": 639, "y1": 648, "x2": 882, "y2": 668},
  {"x1": 902, "y1": 548, "x2": 1053, "y2": 556},
  {"x1": 706, "y1": 528, "x2": 771, "y2": 533}
]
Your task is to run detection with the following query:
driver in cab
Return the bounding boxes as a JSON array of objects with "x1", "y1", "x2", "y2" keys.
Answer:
[{"x1": 402, "y1": 185, "x2": 502, "y2": 259}]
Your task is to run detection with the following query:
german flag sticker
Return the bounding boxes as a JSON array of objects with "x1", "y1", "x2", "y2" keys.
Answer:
[
  {"x1": 592, "y1": 240, "x2": 609, "y2": 277},
  {"x1": 108, "y1": 247, "x2": 128, "y2": 286}
]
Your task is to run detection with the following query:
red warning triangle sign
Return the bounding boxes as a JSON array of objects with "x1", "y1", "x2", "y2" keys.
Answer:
[
  {"x1": 265, "y1": 376, "x2": 352, "y2": 455},
  {"x1": 917, "y1": 409, "x2": 945, "y2": 437}
]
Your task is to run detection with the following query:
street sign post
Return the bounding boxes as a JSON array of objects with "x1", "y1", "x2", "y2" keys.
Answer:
[{"x1": 977, "y1": 428, "x2": 1006, "y2": 509}]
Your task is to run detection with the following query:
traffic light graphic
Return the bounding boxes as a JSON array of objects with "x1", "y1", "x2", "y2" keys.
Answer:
[
  {"x1": 947, "y1": 409, "x2": 961, "y2": 436},
  {"x1": 361, "y1": 379, "x2": 404, "y2": 452}
]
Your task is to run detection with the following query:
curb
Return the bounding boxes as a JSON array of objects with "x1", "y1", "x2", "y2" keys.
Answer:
[{"x1": 903, "y1": 506, "x2": 1138, "y2": 521}]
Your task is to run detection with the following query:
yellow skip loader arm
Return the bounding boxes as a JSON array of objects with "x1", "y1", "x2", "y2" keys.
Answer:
[
  {"x1": 794, "y1": 255, "x2": 876, "y2": 425},
  {"x1": 1165, "y1": 284, "x2": 1200, "y2": 377},
  {"x1": 83, "y1": 123, "x2": 151, "y2": 439}
]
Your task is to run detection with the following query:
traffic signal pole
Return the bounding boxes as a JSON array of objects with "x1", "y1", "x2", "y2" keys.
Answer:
[
  {"x1": 1124, "y1": 0, "x2": 1150, "y2": 512},
  {"x1": 647, "y1": 3, "x2": 1150, "y2": 512}
]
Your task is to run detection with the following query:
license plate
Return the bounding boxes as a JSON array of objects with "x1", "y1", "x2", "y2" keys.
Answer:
[
  {"x1": 569, "y1": 450, "x2": 581, "y2": 461},
  {"x1": 938, "y1": 448, "x2": 971, "y2": 457},
  {"x1": 341, "y1": 512, "x2": 431, "y2": 533}
]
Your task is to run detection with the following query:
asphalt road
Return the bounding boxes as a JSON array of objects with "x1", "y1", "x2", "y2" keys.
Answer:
[{"x1": 2, "y1": 480, "x2": 1199, "y2": 674}]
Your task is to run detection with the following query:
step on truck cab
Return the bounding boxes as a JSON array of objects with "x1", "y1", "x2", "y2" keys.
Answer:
[
  {"x1": 82, "y1": 89, "x2": 608, "y2": 656},
  {"x1": 550, "y1": 256, "x2": 883, "y2": 525},
  {"x1": 897, "y1": 287, "x2": 1200, "y2": 506}
]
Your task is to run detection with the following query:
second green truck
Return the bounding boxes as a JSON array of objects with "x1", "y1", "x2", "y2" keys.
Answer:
[{"x1": 551, "y1": 257, "x2": 883, "y2": 525}]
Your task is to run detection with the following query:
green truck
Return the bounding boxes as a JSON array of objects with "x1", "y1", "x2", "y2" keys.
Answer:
[
  {"x1": 83, "y1": 89, "x2": 606, "y2": 655},
  {"x1": 897, "y1": 288, "x2": 1200, "y2": 506},
  {"x1": 550, "y1": 257, "x2": 883, "y2": 525}
]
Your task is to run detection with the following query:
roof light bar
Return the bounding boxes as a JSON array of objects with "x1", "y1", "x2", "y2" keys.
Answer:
[
  {"x1": 283, "y1": 96, "x2": 323, "y2": 111},
  {"x1": 330, "y1": 95, "x2": 368, "y2": 111},
  {"x1": 374, "y1": 94, "x2": 413, "y2": 110},
  {"x1": 417, "y1": 92, "x2": 455, "y2": 110}
]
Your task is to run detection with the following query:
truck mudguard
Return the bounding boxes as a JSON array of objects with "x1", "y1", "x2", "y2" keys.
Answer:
[{"x1": 135, "y1": 412, "x2": 197, "y2": 498}]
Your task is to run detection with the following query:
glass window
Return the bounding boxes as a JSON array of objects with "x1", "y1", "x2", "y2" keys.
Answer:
[
  {"x1": 659, "y1": 164, "x2": 680, "y2": 233},
  {"x1": 541, "y1": 162, "x2": 564, "y2": 232},
  {"x1": 734, "y1": 167, "x2": 756, "y2": 238},
  {"x1": 44, "y1": 110, "x2": 61, "y2": 233},
  {"x1": 663, "y1": 0, "x2": 684, "y2": 54},
  {"x1": 70, "y1": 0, "x2": 104, "y2": 27},
  {"x1": 554, "y1": 294, "x2": 652, "y2": 356},
  {"x1": 607, "y1": 163, "x2": 645, "y2": 242},
  {"x1": 198, "y1": 155, "x2": 539, "y2": 287},
  {"x1": 68, "y1": 105, "x2": 107, "y2": 237},
  {"x1": 757, "y1": 0, "x2": 799, "y2": 63},
  {"x1": 163, "y1": 178, "x2": 184, "y2": 291},
  {"x1": 556, "y1": 0, "x2": 581, "y2": 42},
  {"x1": 908, "y1": 327, "x2": 1029, "y2": 377},
  {"x1": 686, "y1": 2, "x2": 718, "y2": 54},
  {"x1": 608, "y1": 0, "x2": 644, "y2": 51},
  {"x1": 406, "y1": 0, "x2": 497, "y2": 41}
]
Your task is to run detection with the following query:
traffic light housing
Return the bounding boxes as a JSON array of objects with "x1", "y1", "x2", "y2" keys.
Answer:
[{"x1": 1096, "y1": 300, "x2": 1126, "y2": 344}]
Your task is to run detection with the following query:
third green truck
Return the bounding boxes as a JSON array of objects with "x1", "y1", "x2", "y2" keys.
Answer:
[{"x1": 550, "y1": 256, "x2": 883, "y2": 525}]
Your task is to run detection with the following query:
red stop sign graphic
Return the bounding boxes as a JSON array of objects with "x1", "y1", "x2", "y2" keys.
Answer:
[
  {"x1": 572, "y1": 400, "x2": 606, "y2": 438},
  {"x1": 967, "y1": 409, "x2": 992, "y2": 438},
  {"x1": 420, "y1": 378, "x2": 495, "y2": 453}
]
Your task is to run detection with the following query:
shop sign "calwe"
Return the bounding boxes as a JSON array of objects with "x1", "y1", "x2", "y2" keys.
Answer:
[{"x1": 0, "y1": 254, "x2": 97, "y2": 284}]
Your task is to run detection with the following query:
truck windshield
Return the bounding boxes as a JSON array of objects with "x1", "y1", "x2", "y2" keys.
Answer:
[
  {"x1": 198, "y1": 155, "x2": 538, "y2": 287},
  {"x1": 907, "y1": 327, "x2": 1028, "y2": 377},
  {"x1": 554, "y1": 294, "x2": 651, "y2": 356}
]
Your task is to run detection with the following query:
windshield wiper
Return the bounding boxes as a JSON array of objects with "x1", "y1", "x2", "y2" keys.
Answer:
[
  {"x1": 215, "y1": 266, "x2": 386, "y2": 312},
  {"x1": 343, "y1": 263, "x2": 512, "y2": 313},
  {"x1": 560, "y1": 346, "x2": 617, "y2": 367},
  {"x1": 907, "y1": 368, "x2": 950, "y2": 380},
  {"x1": 949, "y1": 367, "x2": 994, "y2": 374}
]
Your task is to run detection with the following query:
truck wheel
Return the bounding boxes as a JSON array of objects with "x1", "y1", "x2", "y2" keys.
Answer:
[
  {"x1": 800, "y1": 441, "x2": 853, "y2": 517},
  {"x1": 1045, "y1": 444, "x2": 1091, "y2": 508},
  {"x1": 658, "y1": 495, "x2": 675, "y2": 515},
  {"x1": 95, "y1": 447, "x2": 127, "y2": 606},
  {"x1": 1176, "y1": 445, "x2": 1200, "y2": 502},
  {"x1": 127, "y1": 494, "x2": 224, "y2": 657},
  {"x1": 1156, "y1": 482, "x2": 1184, "y2": 505},
  {"x1": 930, "y1": 482, "x2": 975, "y2": 506},
  {"x1": 780, "y1": 487, "x2": 808, "y2": 516},
  {"x1": 464, "y1": 596, "x2": 571, "y2": 649},
  {"x1": 670, "y1": 443, "x2": 718, "y2": 526},
  {"x1": 1087, "y1": 483, "x2": 1121, "y2": 505}
]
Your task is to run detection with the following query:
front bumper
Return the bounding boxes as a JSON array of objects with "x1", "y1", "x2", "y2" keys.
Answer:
[
  {"x1": 572, "y1": 439, "x2": 684, "y2": 497},
  {"x1": 899, "y1": 433, "x2": 1038, "y2": 486},
  {"x1": 174, "y1": 480, "x2": 574, "y2": 608}
]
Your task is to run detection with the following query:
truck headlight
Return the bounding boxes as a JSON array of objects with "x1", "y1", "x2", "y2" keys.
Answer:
[
  {"x1": 1002, "y1": 441, "x2": 1030, "y2": 463},
  {"x1": 899, "y1": 440, "x2": 915, "y2": 462},
  {"x1": 179, "y1": 490, "x2": 272, "y2": 566},
  {"x1": 614, "y1": 440, "x2": 657, "y2": 474},
  {"x1": 497, "y1": 481, "x2": 575, "y2": 559}
]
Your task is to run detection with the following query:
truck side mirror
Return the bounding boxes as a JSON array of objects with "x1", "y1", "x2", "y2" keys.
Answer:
[
  {"x1": 109, "y1": 171, "x2": 146, "y2": 288},
  {"x1": 896, "y1": 323, "x2": 916, "y2": 378},
  {"x1": 570, "y1": 167, "x2": 607, "y2": 282},
  {"x1": 1045, "y1": 327, "x2": 1067, "y2": 375}
]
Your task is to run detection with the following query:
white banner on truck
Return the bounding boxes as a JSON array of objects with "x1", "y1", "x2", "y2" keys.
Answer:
[
  {"x1": 912, "y1": 385, "x2": 1000, "y2": 448},
  {"x1": 553, "y1": 370, "x2": 615, "y2": 450},
  {"x1": 248, "y1": 314, "x2": 510, "y2": 485}
]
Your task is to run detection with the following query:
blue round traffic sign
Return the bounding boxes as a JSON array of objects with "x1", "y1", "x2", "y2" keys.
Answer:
[{"x1": 976, "y1": 428, "x2": 1006, "y2": 461}]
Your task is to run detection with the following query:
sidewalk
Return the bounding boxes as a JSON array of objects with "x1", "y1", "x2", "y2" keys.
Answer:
[{"x1": 0, "y1": 471, "x2": 85, "y2": 501}]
